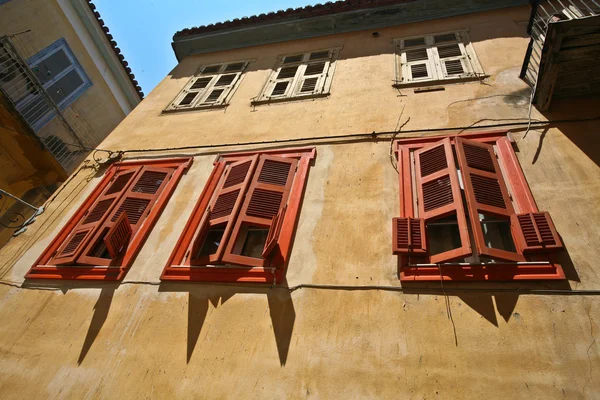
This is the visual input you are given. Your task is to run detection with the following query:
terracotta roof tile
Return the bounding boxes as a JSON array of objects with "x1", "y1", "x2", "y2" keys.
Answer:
[
  {"x1": 173, "y1": 0, "x2": 414, "y2": 40},
  {"x1": 86, "y1": 1, "x2": 144, "y2": 99}
]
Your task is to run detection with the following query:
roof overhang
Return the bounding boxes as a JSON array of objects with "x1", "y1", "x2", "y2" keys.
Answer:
[{"x1": 172, "y1": 0, "x2": 529, "y2": 61}]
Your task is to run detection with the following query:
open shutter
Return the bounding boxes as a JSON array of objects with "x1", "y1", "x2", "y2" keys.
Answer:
[
  {"x1": 51, "y1": 169, "x2": 139, "y2": 265},
  {"x1": 265, "y1": 61, "x2": 300, "y2": 100},
  {"x1": 398, "y1": 37, "x2": 438, "y2": 83},
  {"x1": 455, "y1": 137, "x2": 523, "y2": 261},
  {"x1": 200, "y1": 62, "x2": 247, "y2": 106},
  {"x1": 191, "y1": 155, "x2": 258, "y2": 263},
  {"x1": 104, "y1": 212, "x2": 132, "y2": 258},
  {"x1": 431, "y1": 33, "x2": 472, "y2": 78},
  {"x1": 77, "y1": 166, "x2": 173, "y2": 266},
  {"x1": 392, "y1": 217, "x2": 427, "y2": 255},
  {"x1": 414, "y1": 137, "x2": 471, "y2": 263},
  {"x1": 190, "y1": 207, "x2": 211, "y2": 261},
  {"x1": 172, "y1": 75, "x2": 217, "y2": 109},
  {"x1": 223, "y1": 154, "x2": 298, "y2": 267},
  {"x1": 296, "y1": 50, "x2": 331, "y2": 96},
  {"x1": 511, "y1": 212, "x2": 563, "y2": 253},
  {"x1": 262, "y1": 205, "x2": 287, "y2": 259}
]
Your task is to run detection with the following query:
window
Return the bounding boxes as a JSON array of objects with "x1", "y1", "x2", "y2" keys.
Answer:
[
  {"x1": 253, "y1": 48, "x2": 339, "y2": 104},
  {"x1": 27, "y1": 158, "x2": 192, "y2": 281},
  {"x1": 166, "y1": 61, "x2": 249, "y2": 111},
  {"x1": 21, "y1": 38, "x2": 92, "y2": 130},
  {"x1": 163, "y1": 147, "x2": 315, "y2": 283},
  {"x1": 394, "y1": 30, "x2": 484, "y2": 86},
  {"x1": 394, "y1": 132, "x2": 564, "y2": 281}
]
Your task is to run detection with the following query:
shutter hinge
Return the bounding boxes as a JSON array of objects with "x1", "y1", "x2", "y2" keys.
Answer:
[{"x1": 185, "y1": 249, "x2": 190, "y2": 260}]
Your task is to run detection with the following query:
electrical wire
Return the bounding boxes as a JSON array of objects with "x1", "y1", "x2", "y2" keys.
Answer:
[
  {"x1": 6, "y1": 279, "x2": 600, "y2": 296},
  {"x1": 97, "y1": 116, "x2": 599, "y2": 159}
]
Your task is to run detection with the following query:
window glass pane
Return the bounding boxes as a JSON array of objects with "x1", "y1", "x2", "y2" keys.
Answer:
[
  {"x1": 434, "y1": 33, "x2": 457, "y2": 43},
  {"x1": 240, "y1": 227, "x2": 269, "y2": 259},
  {"x1": 89, "y1": 228, "x2": 111, "y2": 259},
  {"x1": 404, "y1": 38, "x2": 426, "y2": 47},
  {"x1": 196, "y1": 226, "x2": 225, "y2": 257},
  {"x1": 47, "y1": 69, "x2": 84, "y2": 104},
  {"x1": 283, "y1": 54, "x2": 303, "y2": 64},
  {"x1": 32, "y1": 48, "x2": 71, "y2": 84},
  {"x1": 202, "y1": 65, "x2": 221, "y2": 74},
  {"x1": 479, "y1": 214, "x2": 517, "y2": 252},
  {"x1": 426, "y1": 215, "x2": 462, "y2": 256}
]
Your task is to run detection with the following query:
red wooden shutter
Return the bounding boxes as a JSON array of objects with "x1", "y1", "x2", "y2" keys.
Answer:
[
  {"x1": 191, "y1": 155, "x2": 258, "y2": 263},
  {"x1": 104, "y1": 212, "x2": 132, "y2": 258},
  {"x1": 392, "y1": 217, "x2": 427, "y2": 255},
  {"x1": 414, "y1": 137, "x2": 471, "y2": 263},
  {"x1": 51, "y1": 169, "x2": 140, "y2": 265},
  {"x1": 262, "y1": 205, "x2": 286, "y2": 259},
  {"x1": 223, "y1": 154, "x2": 298, "y2": 267},
  {"x1": 511, "y1": 212, "x2": 563, "y2": 253},
  {"x1": 455, "y1": 137, "x2": 523, "y2": 261},
  {"x1": 78, "y1": 166, "x2": 173, "y2": 266},
  {"x1": 190, "y1": 207, "x2": 211, "y2": 260}
]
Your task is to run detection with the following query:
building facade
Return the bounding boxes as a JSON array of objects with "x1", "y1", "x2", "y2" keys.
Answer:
[
  {"x1": 0, "y1": 0, "x2": 599, "y2": 398},
  {"x1": 0, "y1": 0, "x2": 142, "y2": 248}
]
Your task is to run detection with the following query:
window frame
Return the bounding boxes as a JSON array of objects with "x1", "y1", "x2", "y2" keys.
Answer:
[
  {"x1": 394, "y1": 130, "x2": 565, "y2": 282},
  {"x1": 252, "y1": 48, "x2": 340, "y2": 105},
  {"x1": 164, "y1": 60, "x2": 251, "y2": 112},
  {"x1": 26, "y1": 157, "x2": 192, "y2": 281},
  {"x1": 162, "y1": 146, "x2": 316, "y2": 284},
  {"x1": 22, "y1": 38, "x2": 92, "y2": 130},
  {"x1": 393, "y1": 30, "x2": 485, "y2": 88}
]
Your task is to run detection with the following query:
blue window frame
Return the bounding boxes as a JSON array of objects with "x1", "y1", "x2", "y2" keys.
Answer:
[{"x1": 17, "y1": 38, "x2": 92, "y2": 131}]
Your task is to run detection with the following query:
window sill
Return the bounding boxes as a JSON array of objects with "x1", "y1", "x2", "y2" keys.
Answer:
[
  {"x1": 251, "y1": 92, "x2": 330, "y2": 106},
  {"x1": 161, "y1": 265, "x2": 282, "y2": 284},
  {"x1": 399, "y1": 261, "x2": 565, "y2": 282},
  {"x1": 392, "y1": 75, "x2": 489, "y2": 90},
  {"x1": 161, "y1": 104, "x2": 228, "y2": 114}
]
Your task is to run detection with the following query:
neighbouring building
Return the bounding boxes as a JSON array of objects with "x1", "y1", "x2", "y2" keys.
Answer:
[
  {"x1": 0, "y1": 0, "x2": 599, "y2": 398},
  {"x1": 0, "y1": 0, "x2": 143, "y2": 248}
]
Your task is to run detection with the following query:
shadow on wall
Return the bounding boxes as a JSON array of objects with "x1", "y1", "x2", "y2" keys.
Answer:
[
  {"x1": 158, "y1": 281, "x2": 296, "y2": 366},
  {"x1": 535, "y1": 97, "x2": 600, "y2": 167},
  {"x1": 19, "y1": 279, "x2": 296, "y2": 366},
  {"x1": 400, "y1": 242, "x2": 579, "y2": 330},
  {"x1": 403, "y1": 270, "x2": 576, "y2": 331}
]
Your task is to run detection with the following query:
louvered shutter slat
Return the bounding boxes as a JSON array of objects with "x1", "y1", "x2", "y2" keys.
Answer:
[
  {"x1": 192, "y1": 156, "x2": 259, "y2": 263},
  {"x1": 104, "y1": 212, "x2": 132, "y2": 258},
  {"x1": 51, "y1": 169, "x2": 139, "y2": 266},
  {"x1": 262, "y1": 205, "x2": 287, "y2": 259},
  {"x1": 414, "y1": 138, "x2": 471, "y2": 263},
  {"x1": 223, "y1": 154, "x2": 297, "y2": 267},
  {"x1": 511, "y1": 212, "x2": 563, "y2": 253},
  {"x1": 392, "y1": 217, "x2": 427, "y2": 255},
  {"x1": 455, "y1": 137, "x2": 523, "y2": 261}
]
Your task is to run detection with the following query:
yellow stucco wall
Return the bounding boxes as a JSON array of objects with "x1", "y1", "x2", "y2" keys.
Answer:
[{"x1": 0, "y1": 5, "x2": 599, "y2": 399}]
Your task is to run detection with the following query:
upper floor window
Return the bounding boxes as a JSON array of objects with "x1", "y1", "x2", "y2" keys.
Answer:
[
  {"x1": 163, "y1": 147, "x2": 315, "y2": 283},
  {"x1": 166, "y1": 61, "x2": 249, "y2": 111},
  {"x1": 393, "y1": 132, "x2": 564, "y2": 282},
  {"x1": 253, "y1": 48, "x2": 339, "y2": 104},
  {"x1": 27, "y1": 158, "x2": 192, "y2": 281},
  {"x1": 394, "y1": 30, "x2": 484, "y2": 87},
  {"x1": 20, "y1": 38, "x2": 91, "y2": 130}
]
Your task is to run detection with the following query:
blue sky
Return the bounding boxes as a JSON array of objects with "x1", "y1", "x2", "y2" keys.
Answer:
[{"x1": 94, "y1": 0, "x2": 321, "y2": 96}]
